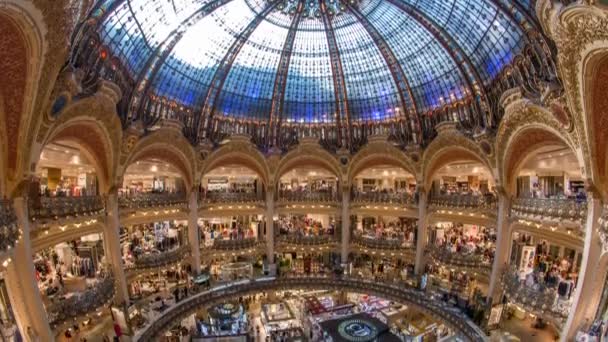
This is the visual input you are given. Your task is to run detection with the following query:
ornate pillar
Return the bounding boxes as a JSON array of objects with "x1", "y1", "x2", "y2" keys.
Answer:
[
  {"x1": 5, "y1": 197, "x2": 53, "y2": 341},
  {"x1": 562, "y1": 196, "x2": 606, "y2": 341},
  {"x1": 188, "y1": 191, "x2": 201, "y2": 275},
  {"x1": 266, "y1": 185, "x2": 276, "y2": 272},
  {"x1": 487, "y1": 190, "x2": 512, "y2": 304},
  {"x1": 104, "y1": 193, "x2": 129, "y2": 305},
  {"x1": 341, "y1": 184, "x2": 351, "y2": 265},
  {"x1": 414, "y1": 184, "x2": 427, "y2": 275}
]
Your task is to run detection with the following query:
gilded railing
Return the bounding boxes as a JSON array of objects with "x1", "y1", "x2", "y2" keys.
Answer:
[
  {"x1": 29, "y1": 196, "x2": 105, "y2": 221},
  {"x1": 132, "y1": 245, "x2": 190, "y2": 269},
  {"x1": 276, "y1": 234, "x2": 337, "y2": 246},
  {"x1": 429, "y1": 194, "x2": 497, "y2": 211},
  {"x1": 502, "y1": 266, "x2": 570, "y2": 327},
  {"x1": 201, "y1": 191, "x2": 263, "y2": 204},
  {"x1": 278, "y1": 190, "x2": 337, "y2": 203},
  {"x1": 118, "y1": 193, "x2": 187, "y2": 210},
  {"x1": 210, "y1": 238, "x2": 259, "y2": 251},
  {"x1": 0, "y1": 200, "x2": 19, "y2": 252},
  {"x1": 352, "y1": 191, "x2": 415, "y2": 205},
  {"x1": 511, "y1": 197, "x2": 587, "y2": 223},
  {"x1": 427, "y1": 246, "x2": 493, "y2": 273},
  {"x1": 45, "y1": 274, "x2": 115, "y2": 326},
  {"x1": 352, "y1": 234, "x2": 414, "y2": 251},
  {"x1": 136, "y1": 275, "x2": 486, "y2": 341}
]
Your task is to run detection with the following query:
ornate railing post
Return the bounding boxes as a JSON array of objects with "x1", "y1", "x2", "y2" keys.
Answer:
[
  {"x1": 104, "y1": 192, "x2": 130, "y2": 305},
  {"x1": 487, "y1": 189, "x2": 512, "y2": 304},
  {"x1": 4, "y1": 197, "x2": 53, "y2": 341},
  {"x1": 341, "y1": 184, "x2": 351, "y2": 265},
  {"x1": 188, "y1": 190, "x2": 201, "y2": 274},
  {"x1": 414, "y1": 183, "x2": 428, "y2": 275}
]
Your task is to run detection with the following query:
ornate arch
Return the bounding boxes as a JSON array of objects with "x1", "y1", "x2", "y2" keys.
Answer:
[
  {"x1": 0, "y1": 2, "x2": 46, "y2": 195},
  {"x1": 29, "y1": 95, "x2": 123, "y2": 194},
  {"x1": 274, "y1": 143, "x2": 343, "y2": 187},
  {"x1": 120, "y1": 129, "x2": 197, "y2": 191},
  {"x1": 421, "y1": 131, "x2": 494, "y2": 190},
  {"x1": 581, "y1": 49, "x2": 608, "y2": 199},
  {"x1": 496, "y1": 97, "x2": 580, "y2": 196},
  {"x1": 552, "y1": 5, "x2": 608, "y2": 198},
  {"x1": 201, "y1": 139, "x2": 270, "y2": 186},
  {"x1": 348, "y1": 142, "x2": 417, "y2": 185}
]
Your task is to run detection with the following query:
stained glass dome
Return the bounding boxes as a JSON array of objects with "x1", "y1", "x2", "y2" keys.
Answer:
[{"x1": 80, "y1": 0, "x2": 545, "y2": 147}]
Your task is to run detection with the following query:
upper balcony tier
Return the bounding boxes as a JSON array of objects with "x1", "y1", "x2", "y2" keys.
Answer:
[
  {"x1": 0, "y1": 200, "x2": 20, "y2": 254},
  {"x1": 119, "y1": 193, "x2": 188, "y2": 211},
  {"x1": 511, "y1": 197, "x2": 587, "y2": 229},
  {"x1": 29, "y1": 196, "x2": 105, "y2": 222}
]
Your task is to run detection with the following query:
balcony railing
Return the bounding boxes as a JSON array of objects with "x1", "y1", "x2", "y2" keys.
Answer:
[
  {"x1": 45, "y1": 274, "x2": 115, "y2": 326},
  {"x1": 427, "y1": 246, "x2": 492, "y2": 273},
  {"x1": 200, "y1": 191, "x2": 263, "y2": 204},
  {"x1": 352, "y1": 191, "x2": 415, "y2": 205},
  {"x1": 278, "y1": 190, "x2": 337, "y2": 203},
  {"x1": 502, "y1": 267, "x2": 570, "y2": 327},
  {"x1": 210, "y1": 238, "x2": 259, "y2": 251},
  {"x1": 429, "y1": 194, "x2": 497, "y2": 211},
  {"x1": 136, "y1": 275, "x2": 486, "y2": 342},
  {"x1": 0, "y1": 200, "x2": 19, "y2": 252},
  {"x1": 132, "y1": 245, "x2": 190, "y2": 269},
  {"x1": 276, "y1": 234, "x2": 337, "y2": 246},
  {"x1": 511, "y1": 197, "x2": 587, "y2": 223},
  {"x1": 29, "y1": 196, "x2": 105, "y2": 221},
  {"x1": 352, "y1": 234, "x2": 414, "y2": 250},
  {"x1": 118, "y1": 193, "x2": 187, "y2": 210}
]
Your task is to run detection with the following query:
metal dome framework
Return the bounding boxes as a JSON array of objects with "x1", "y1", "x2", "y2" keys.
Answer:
[{"x1": 70, "y1": 0, "x2": 558, "y2": 152}]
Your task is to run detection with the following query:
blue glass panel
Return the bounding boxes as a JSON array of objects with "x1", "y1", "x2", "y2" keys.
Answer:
[
  {"x1": 151, "y1": 0, "x2": 258, "y2": 106},
  {"x1": 367, "y1": 1, "x2": 468, "y2": 112},
  {"x1": 333, "y1": 13, "x2": 402, "y2": 122},
  {"x1": 216, "y1": 19, "x2": 290, "y2": 120},
  {"x1": 283, "y1": 19, "x2": 336, "y2": 124}
]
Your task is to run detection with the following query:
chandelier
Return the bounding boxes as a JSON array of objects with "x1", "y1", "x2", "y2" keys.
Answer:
[{"x1": 273, "y1": 0, "x2": 361, "y2": 18}]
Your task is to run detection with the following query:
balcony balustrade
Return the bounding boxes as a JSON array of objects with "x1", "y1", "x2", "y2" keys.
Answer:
[
  {"x1": 29, "y1": 196, "x2": 105, "y2": 221},
  {"x1": 136, "y1": 275, "x2": 486, "y2": 342},
  {"x1": 429, "y1": 193, "x2": 497, "y2": 211},
  {"x1": 511, "y1": 197, "x2": 587, "y2": 224},
  {"x1": 278, "y1": 190, "x2": 337, "y2": 203},
  {"x1": 132, "y1": 245, "x2": 190, "y2": 270},
  {"x1": 501, "y1": 266, "x2": 570, "y2": 327},
  {"x1": 118, "y1": 193, "x2": 187, "y2": 210},
  {"x1": 352, "y1": 234, "x2": 414, "y2": 251},
  {"x1": 352, "y1": 191, "x2": 415, "y2": 205},
  {"x1": 45, "y1": 273, "x2": 115, "y2": 327},
  {"x1": 276, "y1": 234, "x2": 337, "y2": 246},
  {"x1": 210, "y1": 238, "x2": 259, "y2": 251},
  {"x1": 200, "y1": 191, "x2": 263, "y2": 204},
  {"x1": 427, "y1": 246, "x2": 492, "y2": 273},
  {"x1": 0, "y1": 200, "x2": 19, "y2": 252}
]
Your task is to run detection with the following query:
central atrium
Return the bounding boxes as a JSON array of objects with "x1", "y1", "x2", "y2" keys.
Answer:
[{"x1": 0, "y1": 0, "x2": 607, "y2": 341}]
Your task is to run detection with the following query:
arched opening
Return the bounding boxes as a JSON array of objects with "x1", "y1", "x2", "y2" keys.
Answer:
[
  {"x1": 424, "y1": 153, "x2": 497, "y2": 300},
  {"x1": 349, "y1": 162, "x2": 417, "y2": 275},
  {"x1": 501, "y1": 126, "x2": 585, "y2": 337},
  {"x1": 30, "y1": 120, "x2": 112, "y2": 223},
  {"x1": 199, "y1": 164, "x2": 266, "y2": 252},
  {"x1": 586, "y1": 54, "x2": 608, "y2": 196}
]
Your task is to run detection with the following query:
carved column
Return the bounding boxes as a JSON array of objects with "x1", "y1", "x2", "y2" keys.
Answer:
[
  {"x1": 266, "y1": 185, "x2": 276, "y2": 273},
  {"x1": 104, "y1": 193, "x2": 129, "y2": 305},
  {"x1": 414, "y1": 184, "x2": 428, "y2": 275},
  {"x1": 188, "y1": 191, "x2": 201, "y2": 275},
  {"x1": 341, "y1": 185, "x2": 351, "y2": 264},
  {"x1": 5, "y1": 197, "x2": 53, "y2": 341},
  {"x1": 562, "y1": 195, "x2": 605, "y2": 341},
  {"x1": 487, "y1": 190, "x2": 512, "y2": 304}
]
